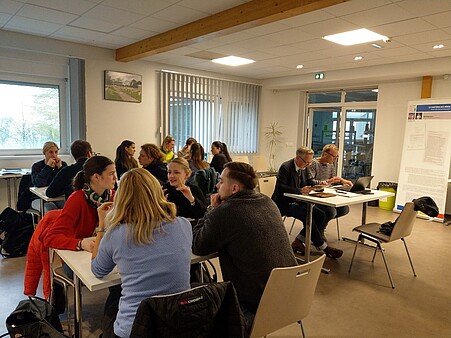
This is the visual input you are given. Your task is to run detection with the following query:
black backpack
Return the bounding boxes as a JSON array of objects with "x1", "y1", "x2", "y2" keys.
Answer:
[
  {"x1": 192, "y1": 168, "x2": 219, "y2": 200},
  {"x1": 17, "y1": 174, "x2": 34, "y2": 212},
  {"x1": 0, "y1": 207, "x2": 34, "y2": 258}
]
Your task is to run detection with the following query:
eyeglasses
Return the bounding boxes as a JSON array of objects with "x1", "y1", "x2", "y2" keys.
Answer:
[
  {"x1": 325, "y1": 151, "x2": 339, "y2": 159},
  {"x1": 298, "y1": 156, "x2": 312, "y2": 166}
]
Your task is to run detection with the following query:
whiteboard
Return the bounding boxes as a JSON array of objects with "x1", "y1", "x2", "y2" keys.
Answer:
[{"x1": 395, "y1": 99, "x2": 451, "y2": 221}]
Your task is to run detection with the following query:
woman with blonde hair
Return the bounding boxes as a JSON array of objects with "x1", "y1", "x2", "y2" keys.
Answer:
[
  {"x1": 160, "y1": 135, "x2": 175, "y2": 163},
  {"x1": 92, "y1": 168, "x2": 192, "y2": 338},
  {"x1": 163, "y1": 157, "x2": 207, "y2": 219}
]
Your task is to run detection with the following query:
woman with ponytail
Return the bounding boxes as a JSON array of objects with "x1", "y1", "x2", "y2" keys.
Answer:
[{"x1": 210, "y1": 140, "x2": 232, "y2": 173}]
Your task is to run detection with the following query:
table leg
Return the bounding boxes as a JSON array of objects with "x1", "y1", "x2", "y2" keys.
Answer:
[
  {"x1": 6, "y1": 178, "x2": 12, "y2": 208},
  {"x1": 40, "y1": 199, "x2": 45, "y2": 218},
  {"x1": 74, "y1": 273, "x2": 83, "y2": 338}
]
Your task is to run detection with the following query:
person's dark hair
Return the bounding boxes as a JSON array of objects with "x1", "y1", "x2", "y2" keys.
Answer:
[
  {"x1": 141, "y1": 143, "x2": 165, "y2": 162},
  {"x1": 71, "y1": 140, "x2": 92, "y2": 160},
  {"x1": 224, "y1": 162, "x2": 257, "y2": 190},
  {"x1": 73, "y1": 155, "x2": 114, "y2": 190},
  {"x1": 115, "y1": 140, "x2": 138, "y2": 171},
  {"x1": 185, "y1": 137, "x2": 197, "y2": 146},
  {"x1": 212, "y1": 141, "x2": 232, "y2": 162},
  {"x1": 190, "y1": 143, "x2": 209, "y2": 170}
]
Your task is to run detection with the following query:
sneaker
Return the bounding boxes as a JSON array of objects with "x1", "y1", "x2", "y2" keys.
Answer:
[
  {"x1": 323, "y1": 246, "x2": 343, "y2": 259},
  {"x1": 291, "y1": 238, "x2": 306, "y2": 255}
]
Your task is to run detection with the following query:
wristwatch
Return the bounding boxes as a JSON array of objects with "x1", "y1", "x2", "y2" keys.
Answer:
[
  {"x1": 190, "y1": 200, "x2": 196, "y2": 206},
  {"x1": 76, "y1": 239, "x2": 82, "y2": 251},
  {"x1": 95, "y1": 227, "x2": 105, "y2": 234}
]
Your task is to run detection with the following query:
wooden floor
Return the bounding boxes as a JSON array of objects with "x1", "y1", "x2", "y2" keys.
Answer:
[{"x1": 1, "y1": 204, "x2": 451, "y2": 337}]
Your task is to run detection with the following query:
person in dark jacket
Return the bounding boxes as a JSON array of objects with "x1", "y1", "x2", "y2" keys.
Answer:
[
  {"x1": 31, "y1": 141, "x2": 67, "y2": 212},
  {"x1": 138, "y1": 143, "x2": 168, "y2": 184},
  {"x1": 46, "y1": 140, "x2": 93, "y2": 199},
  {"x1": 162, "y1": 157, "x2": 207, "y2": 220},
  {"x1": 114, "y1": 140, "x2": 138, "y2": 179},
  {"x1": 210, "y1": 141, "x2": 232, "y2": 173},
  {"x1": 192, "y1": 162, "x2": 296, "y2": 330}
]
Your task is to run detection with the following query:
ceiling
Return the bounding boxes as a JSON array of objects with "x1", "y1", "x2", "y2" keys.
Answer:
[{"x1": 1, "y1": 0, "x2": 451, "y2": 80}]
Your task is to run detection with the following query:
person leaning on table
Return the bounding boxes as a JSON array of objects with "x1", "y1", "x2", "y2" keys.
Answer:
[
  {"x1": 192, "y1": 162, "x2": 297, "y2": 332},
  {"x1": 271, "y1": 146, "x2": 343, "y2": 259},
  {"x1": 92, "y1": 168, "x2": 192, "y2": 338}
]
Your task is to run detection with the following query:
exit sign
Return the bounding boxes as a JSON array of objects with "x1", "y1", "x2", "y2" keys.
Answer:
[{"x1": 315, "y1": 72, "x2": 325, "y2": 80}]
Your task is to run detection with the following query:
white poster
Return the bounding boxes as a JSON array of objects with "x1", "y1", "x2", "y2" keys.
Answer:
[{"x1": 396, "y1": 100, "x2": 451, "y2": 221}]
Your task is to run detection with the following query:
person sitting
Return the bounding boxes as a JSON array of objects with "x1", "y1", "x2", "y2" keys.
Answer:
[
  {"x1": 31, "y1": 141, "x2": 67, "y2": 212},
  {"x1": 114, "y1": 140, "x2": 138, "y2": 179},
  {"x1": 192, "y1": 162, "x2": 296, "y2": 330},
  {"x1": 25, "y1": 156, "x2": 116, "y2": 299},
  {"x1": 188, "y1": 143, "x2": 209, "y2": 183},
  {"x1": 210, "y1": 141, "x2": 232, "y2": 173},
  {"x1": 272, "y1": 146, "x2": 343, "y2": 259},
  {"x1": 46, "y1": 140, "x2": 93, "y2": 199},
  {"x1": 309, "y1": 144, "x2": 352, "y2": 239},
  {"x1": 177, "y1": 137, "x2": 197, "y2": 159},
  {"x1": 92, "y1": 168, "x2": 192, "y2": 338},
  {"x1": 138, "y1": 143, "x2": 168, "y2": 184},
  {"x1": 163, "y1": 157, "x2": 207, "y2": 220},
  {"x1": 160, "y1": 135, "x2": 175, "y2": 163}
]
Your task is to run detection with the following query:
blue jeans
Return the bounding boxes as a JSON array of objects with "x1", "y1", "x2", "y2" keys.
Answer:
[
  {"x1": 287, "y1": 202, "x2": 327, "y2": 248},
  {"x1": 316, "y1": 205, "x2": 350, "y2": 225}
]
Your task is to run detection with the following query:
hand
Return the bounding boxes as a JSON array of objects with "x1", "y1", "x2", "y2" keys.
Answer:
[
  {"x1": 210, "y1": 193, "x2": 222, "y2": 208},
  {"x1": 301, "y1": 186, "x2": 312, "y2": 195},
  {"x1": 176, "y1": 182, "x2": 195, "y2": 203},
  {"x1": 46, "y1": 158, "x2": 56, "y2": 167},
  {"x1": 327, "y1": 176, "x2": 341, "y2": 185},
  {"x1": 81, "y1": 238, "x2": 95, "y2": 252},
  {"x1": 97, "y1": 202, "x2": 113, "y2": 225},
  {"x1": 342, "y1": 179, "x2": 353, "y2": 187},
  {"x1": 54, "y1": 157, "x2": 63, "y2": 169}
]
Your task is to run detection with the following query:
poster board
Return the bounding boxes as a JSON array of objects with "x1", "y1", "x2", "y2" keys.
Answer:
[{"x1": 395, "y1": 99, "x2": 451, "y2": 221}]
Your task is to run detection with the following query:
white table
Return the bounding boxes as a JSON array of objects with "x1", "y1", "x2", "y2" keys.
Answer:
[
  {"x1": 284, "y1": 189, "x2": 395, "y2": 263},
  {"x1": 55, "y1": 249, "x2": 218, "y2": 338},
  {"x1": 0, "y1": 169, "x2": 30, "y2": 208},
  {"x1": 29, "y1": 187, "x2": 65, "y2": 217}
]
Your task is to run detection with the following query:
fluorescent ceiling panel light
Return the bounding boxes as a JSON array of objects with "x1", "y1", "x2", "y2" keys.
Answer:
[
  {"x1": 296, "y1": 64, "x2": 304, "y2": 69},
  {"x1": 211, "y1": 56, "x2": 255, "y2": 66},
  {"x1": 371, "y1": 43, "x2": 383, "y2": 49},
  {"x1": 433, "y1": 44, "x2": 444, "y2": 49},
  {"x1": 354, "y1": 56, "x2": 363, "y2": 60},
  {"x1": 324, "y1": 29, "x2": 389, "y2": 46}
]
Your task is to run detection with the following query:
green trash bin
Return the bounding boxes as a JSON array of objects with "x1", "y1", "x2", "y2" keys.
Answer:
[{"x1": 378, "y1": 182, "x2": 398, "y2": 210}]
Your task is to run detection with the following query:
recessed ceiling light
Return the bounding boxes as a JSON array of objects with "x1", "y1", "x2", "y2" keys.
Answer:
[
  {"x1": 354, "y1": 56, "x2": 363, "y2": 61},
  {"x1": 296, "y1": 64, "x2": 304, "y2": 69},
  {"x1": 324, "y1": 29, "x2": 389, "y2": 46},
  {"x1": 372, "y1": 89, "x2": 379, "y2": 92},
  {"x1": 371, "y1": 43, "x2": 383, "y2": 49},
  {"x1": 211, "y1": 56, "x2": 255, "y2": 66},
  {"x1": 433, "y1": 44, "x2": 444, "y2": 49}
]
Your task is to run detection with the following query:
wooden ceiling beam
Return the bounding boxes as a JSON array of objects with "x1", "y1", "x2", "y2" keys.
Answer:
[{"x1": 116, "y1": 0, "x2": 349, "y2": 62}]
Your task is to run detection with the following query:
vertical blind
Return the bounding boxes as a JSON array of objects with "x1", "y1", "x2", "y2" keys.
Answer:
[{"x1": 159, "y1": 71, "x2": 260, "y2": 154}]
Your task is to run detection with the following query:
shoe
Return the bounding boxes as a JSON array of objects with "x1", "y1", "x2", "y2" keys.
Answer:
[
  {"x1": 323, "y1": 246, "x2": 343, "y2": 259},
  {"x1": 291, "y1": 238, "x2": 305, "y2": 255}
]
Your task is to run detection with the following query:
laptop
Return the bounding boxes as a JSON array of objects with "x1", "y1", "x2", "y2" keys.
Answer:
[{"x1": 335, "y1": 176, "x2": 374, "y2": 193}]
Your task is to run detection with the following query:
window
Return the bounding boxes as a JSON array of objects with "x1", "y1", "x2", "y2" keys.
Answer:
[
  {"x1": 0, "y1": 80, "x2": 62, "y2": 155},
  {"x1": 160, "y1": 71, "x2": 260, "y2": 153}
]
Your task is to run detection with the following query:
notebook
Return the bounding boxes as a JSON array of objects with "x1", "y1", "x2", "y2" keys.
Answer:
[{"x1": 335, "y1": 176, "x2": 374, "y2": 193}]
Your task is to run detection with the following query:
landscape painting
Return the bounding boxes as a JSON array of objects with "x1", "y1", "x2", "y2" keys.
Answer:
[{"x1": 104, "y1": 70, "x2": 142, "y2": 103}]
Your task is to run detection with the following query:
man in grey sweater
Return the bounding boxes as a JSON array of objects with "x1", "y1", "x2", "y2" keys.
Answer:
[{"x1": 192, "y1": 162, "x2": 297, "y2": 328}]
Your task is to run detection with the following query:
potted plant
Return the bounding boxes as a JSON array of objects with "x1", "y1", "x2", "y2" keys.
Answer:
[{"x1": 265, "y1": 122, "x2": 283, "y2": 172}]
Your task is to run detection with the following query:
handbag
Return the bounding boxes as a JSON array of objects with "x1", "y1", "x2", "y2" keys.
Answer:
[{"x1": 6, "y1": 296, "x2": 67, "y2": 338}]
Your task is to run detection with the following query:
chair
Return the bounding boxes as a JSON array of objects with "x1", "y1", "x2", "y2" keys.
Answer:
[
  {"x1": 257, "y1": 176, "x2": 276, "y2": 197},
  {"x1": 348, "y1": 202, "x2": 417, "y2": 288},
  {"x1": 49, "y1": 249, "x2": 74, "y2": 337},
  {"x1": 253, "y1": 155, "x2": 268, "y2": 172},
  {"x1": 249, "y1": 255, "x2": 326, "y2": 338},
  {"x1": 130, "y1": 281, "x2": 246, "y2": 337}
]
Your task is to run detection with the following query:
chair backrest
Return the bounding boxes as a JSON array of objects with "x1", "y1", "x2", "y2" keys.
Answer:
[
  {"x1": 253, "y1": 155, "x2": 268, "y2": 172},
  {"x1": 257, "y1": 176, "x2": 277, "y2": 197},
  {"x1": 389, "y1": 202, "x2": 417, "y2": 241},
  {"x1": 233, "y1": 155, "x2": 250, "y2": 164},
  {"x1": 250, "y1": 255, "x2": 326, "y2": 338}
]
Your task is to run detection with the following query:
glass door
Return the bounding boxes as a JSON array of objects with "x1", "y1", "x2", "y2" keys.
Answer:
[
  {"x1": 341, "y1": 109, "x2": 376, "y2": 179},
  {"x1": 309, "y1": 107, "x2": 342, "y2": 156}
]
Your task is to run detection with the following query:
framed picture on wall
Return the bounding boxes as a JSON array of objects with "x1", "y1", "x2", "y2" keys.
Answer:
[{"x1": 104, "y1": 70, "x2": 142, "y2": 103}]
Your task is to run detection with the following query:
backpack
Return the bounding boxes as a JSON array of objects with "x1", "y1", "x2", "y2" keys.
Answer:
[
  {"x1": 17, "y1": 174, "x2": 34, "y2": 212},
  {"x1": 0, "y1": 207, "x2": 34, "y2": 258},
  {"x1": 6, "y1": 296, "x2": 66, "y2": 338},
  {"x1": 192, "y1": 168, "x2": 219, "y2": 200}
]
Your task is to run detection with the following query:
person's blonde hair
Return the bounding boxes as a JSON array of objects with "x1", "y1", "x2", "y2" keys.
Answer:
[
  {"x1": 161, "y1": 135, "x2": 175, "y2": 152},
  {"x1": 169, "y1": 157, "x2": 191, "y2": 176},
  {"x1": 105, "y1": 168, "x2": 176, "y2": 244},
  {"x1": 42, "y1": 141, "x2": 59, "y2": 154}
]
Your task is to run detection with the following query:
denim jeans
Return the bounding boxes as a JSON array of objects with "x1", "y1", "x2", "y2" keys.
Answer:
[{"x1": 287, "y1": 202, "x2": 327, "y2": 248}]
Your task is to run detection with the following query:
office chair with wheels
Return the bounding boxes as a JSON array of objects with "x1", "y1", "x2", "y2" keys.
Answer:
[
  {"x1": 348, "y1": 202, "x2": 417, "y2": 288},
  {"x1": 249, "y1": 255, "x2": 326, "y2": 338}
]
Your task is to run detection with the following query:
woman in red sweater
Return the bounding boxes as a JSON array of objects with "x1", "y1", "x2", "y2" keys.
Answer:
[{"x1": 25, "y1": 155, "x2": 116, "y2": 298}]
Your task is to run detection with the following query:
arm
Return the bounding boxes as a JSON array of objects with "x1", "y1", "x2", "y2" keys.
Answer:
[
  {"x1": 46, "y1": 167, "x2": 69, "y2": 197},
  {"x1": 92, "y1": 202, "x2": 114, "y2": 259},
  {"x1": 91, "y1": 228, "x2": 116, "y2": 278},
  {"x1": 276, "y1": 163, "x2": 302, "y2": 195},
  {"x1": 192, "y1": 208, "x2": 224, "y2": 255},
  {"x1": 31, "y1": 161, "x2": 53, "y2": 187}
]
